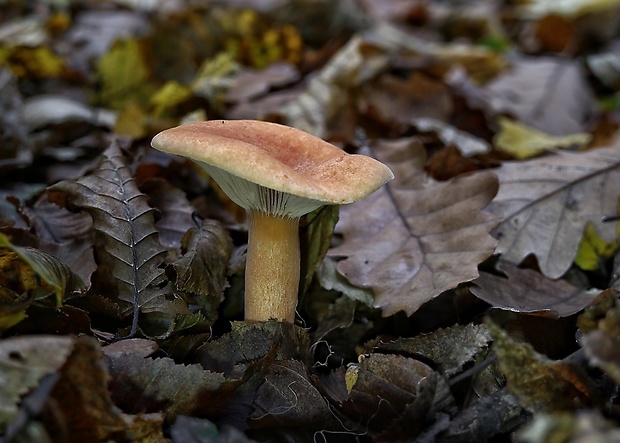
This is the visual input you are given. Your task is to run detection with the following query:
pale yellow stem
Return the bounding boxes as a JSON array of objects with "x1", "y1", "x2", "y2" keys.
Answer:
[{"x1": 244, "y1": 209, "x2": 300, "y2": 323}]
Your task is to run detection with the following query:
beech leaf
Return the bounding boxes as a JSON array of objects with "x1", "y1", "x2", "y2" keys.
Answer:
[
  {"x1": 487, "y1": 145, "x2": 620, "y2": 278},
  {"x1": 48, "y1": 140, "x2": 188, "y2": 319},
  {"x1": 328, "y1": 138, "x2": 499, "y2": 316}
]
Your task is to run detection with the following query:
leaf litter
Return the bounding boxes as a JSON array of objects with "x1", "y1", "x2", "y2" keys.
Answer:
[{"x1": 1, "y1": 0, "x2": 620, "y2": 442}]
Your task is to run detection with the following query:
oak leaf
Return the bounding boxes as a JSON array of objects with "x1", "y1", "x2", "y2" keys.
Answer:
[
  {"x1": 483, "y1": 57, "x2": 597, "y2": 136},
  {"x1": 328, "y1": 138, "x2": 498, "y2": 316},
  {"x1": 487, "y1": 145, "x2": 620, "y2": 278}
]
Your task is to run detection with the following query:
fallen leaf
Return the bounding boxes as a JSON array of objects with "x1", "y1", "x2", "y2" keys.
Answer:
[
  {"x1": 281, "y1": 35, "x2": 388, "y2": 137},
  {"x1": 323, "y1": 353, "x2": 454, "y2": 441},
  {"x1": 483, "y1": 56, "x2": 597, "y2": 136},
  {"x1": 195, "y1": 321, "x2": 310, "y2": 376},
  {"x1": 0, "y1": 335, "x2": 74, "y2": 433},
  {"x1": 487, "y1": 145, "x2": 620, "y2": 278},
  {"x1": 328, "y1": 138, "x2": 498, "y2": 316},
  {"x1": 48, "y1": 140, "x2": 188, "y2": 324},
  {"x1": 494, "y1": 117, "x2": 591, "y2": 159},
  {"x1": 580, "y1": 294, "x2": 620, "y2": 385},
  {"x1": 411, "y1": 117, "x2": 491, "y2": 157},
  {"x1": 0, "y1": 232, "x2": 86, "y2": 308},
  {"x1": 169, "y1": 416, "x2": 252, "y2": 443},
  {"x1": 487, "y1": 319, "x2": 597, "y2": 413},
  {"x1": 374, "y1": 323, "x2": 492, "y2": 376},
  {"x1": 139, "y1": 178, "x2": 196, "y2": 251},
  {"x1": 95, "y1": 37, "x2": 153, "y2": 110},
  {"x1": 317, "y1": 256, "x2": 374, "y2": 306},
  {"x1": 249, "y1": 360, "x2": 340, "y2": 432},
  {"x1": 107, "y1": 354, "x2": 227, "y2": 423},
  {"x1": 224, "y1": 61, "x2": 299, "y2": 103},
  {"x1": 361, "y1": 73, "x2": 453, "y2": 127},
  {"x1": 574, "y1": 221, "x2": 619, "y2": 272},
  {"x1": 471, "y1": 261, "x2": 600, "y2": 318},
  {"x1": 171, "y1": 219, "x2": 233, "y2": 322},
  {"x1": 518, "y1": 0, "x2": 620, "y2": 18}
]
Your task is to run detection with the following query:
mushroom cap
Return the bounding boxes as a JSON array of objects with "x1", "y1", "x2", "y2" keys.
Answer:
[{"x1": 151, "y1": 120, "x2": 394, "y2": 215}]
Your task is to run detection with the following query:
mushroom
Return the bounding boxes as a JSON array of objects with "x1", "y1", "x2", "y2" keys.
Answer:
[{"x1": 151, "y1": 120, "x2": 393, "y2": 323}]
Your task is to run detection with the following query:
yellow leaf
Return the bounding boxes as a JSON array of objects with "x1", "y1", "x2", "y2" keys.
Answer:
[
  {"x1": 0, "y1": 233, "x2": 85, "y2": 308},
  {"x1": 575, "y1": 222, "x2": 619, "y2": 271},
  {"x1": 114, "y1": 101, "x2": 148, "y2": 138},
  {"x1": 0, "y1": 310, "x2": 27, "y2": 331},
  {"x1": 5, "y1": 46, "x2": 65, "y2": 78},
  {"x1": 345, "y1": 363, "x2": 359, "y2": 394},
  {"x1": 494, "y1": 117, "x2": 591, "y2": 159},
  {"x1": 96, "y1": 38, "x2": 152, "y2": 110},
  {"x1": 150, "y1": 80, "x2": 192, "y2": 118}
]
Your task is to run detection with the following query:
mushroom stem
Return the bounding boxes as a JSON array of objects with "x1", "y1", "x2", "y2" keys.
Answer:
[{"x1": 245, "y1": 209, "x2": 300, "y2": 323}]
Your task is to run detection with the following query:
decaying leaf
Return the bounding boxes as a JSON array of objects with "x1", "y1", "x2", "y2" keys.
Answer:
[
  {"x1": 171, "y1": 219, "x2": 233, "y2": 321},
  {"x1": 579, "y1": 293, "x2": 620, "y2": 385},
  {"x1": 322, "y1": 353, "x2": 454, "y2": 441},
  {"x1": 107, "y1": 353, "x2": 227, "y2": 423},
  {"x1": 249, "y1": 359, "x2": 340, "y2": 432},
  {"x1": 48, "y1": 140, "x2": 188, "y2": 323},
  {"x1": 0, "y1": 232, "x2": 86, "y2": 311},
  {"x1": 329, "y1": 138, "x2": 498, "y2": 316},
  {"x1": 21, "y1": 192, "x2": 96, "y2": 286},
  {"x1": 280, "y1": 35, "x2": 388, "y2": 137},
  {"x1": 0, "y1": 335, "x2": 164, "y2": 441},
  {"x1": 139, "y1": 177, "x2": 196, "y2": 251},
  {"x1": 487, "y1": 319, "x2": 597, "y2": 413},
  {"x1": 361, "y1": 74, "x2": 453, "y2": 127},
  {"x1": 170, "y1": 416, "x2": 252, "y2": 443},
  {"x1": 471, "y1": 261, "x2": 600, "y2": 318},
  {"x1": 373, "y1": 323, "x2": 492, "y2": 376},
  {"x1": 196, "y1": 321, "x2": 310, "y2": 376},
  {"x1": 488, "y1": 145, "x2": 620, "y2": 278},
  {"x1": 0, "y1": 335, "x2": 74, "y2": 433}
]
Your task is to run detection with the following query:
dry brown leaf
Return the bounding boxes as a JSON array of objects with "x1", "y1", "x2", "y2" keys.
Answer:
[
  {"x1": 487, "y1": 145, "x2": 620, "y2": 278},
  {"x1": 48, "y1": 140, "x2": 189, "y2": 324},
  {"x1": 328, "y1": 138, "x2": 498, "y2": 316},
  {"x1": 139, "y1": 178, "x2": 196, "y2": 250},
  {"x1": 483, "y1": 57, "x2": 597, "y2": 136},
  {"x1": 471, "y1": 261, "x2": 600, "y2": 318}
]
